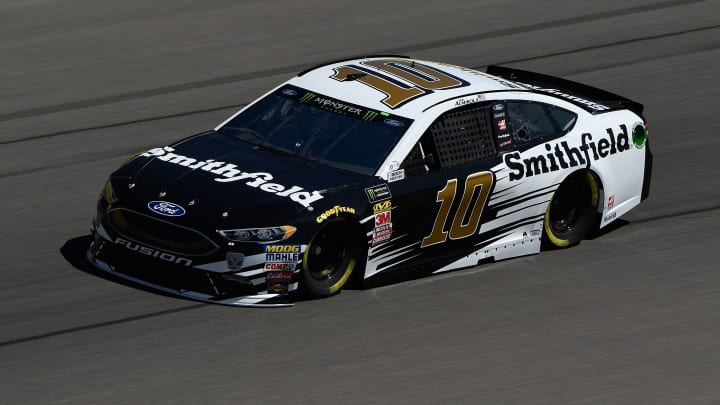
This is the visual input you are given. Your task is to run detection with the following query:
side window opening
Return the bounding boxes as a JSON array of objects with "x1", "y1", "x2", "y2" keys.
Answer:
[
  {"x1": 401, "y1": 103, "x2": 497, "y2": 176},
  {"x1": 506, "y1": 101, "x2": 577, "y2": 146}
]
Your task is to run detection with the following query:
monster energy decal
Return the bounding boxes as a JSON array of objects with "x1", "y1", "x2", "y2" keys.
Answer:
[{"x1": 278, "y1": 85, "x2": 412, "y2": 127}]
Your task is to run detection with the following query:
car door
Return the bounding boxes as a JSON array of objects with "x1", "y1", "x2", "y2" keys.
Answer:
[{"x1": 364, "y1": 101, "x2": 504, "y2": 279}]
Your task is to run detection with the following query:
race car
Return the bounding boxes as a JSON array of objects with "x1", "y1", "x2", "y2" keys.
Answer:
[{"x1": 88, "y1": 55, "x2": 652, "y2": 307}]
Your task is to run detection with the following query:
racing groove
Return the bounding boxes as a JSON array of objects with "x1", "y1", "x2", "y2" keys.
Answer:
[{"x1": 1, "y1": 0, "x2": 720, "y2": 403}]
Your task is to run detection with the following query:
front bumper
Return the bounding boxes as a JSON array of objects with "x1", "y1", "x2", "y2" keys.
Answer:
[
  {"x1": 87, "y1": 247, "x2": 293, "y2": 307},
  {"x1": 89, "y1": 218, "x2": 301, "y2": 307}
]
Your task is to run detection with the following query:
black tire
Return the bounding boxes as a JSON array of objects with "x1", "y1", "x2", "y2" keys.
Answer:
[
  {"x1": 543, "y1": 171, "x2": 599, "y2": 248},
  {"x1": 301, "y1": 218, "x2": 363, "y2": 297}
]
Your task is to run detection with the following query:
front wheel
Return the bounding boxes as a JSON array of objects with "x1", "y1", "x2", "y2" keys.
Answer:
[
  {"x1": 543, "y1": 172, "x2": 599, "y2": 248},
  {"x1": 301, "y1": 219, "x2": 363, "y2": 297}
]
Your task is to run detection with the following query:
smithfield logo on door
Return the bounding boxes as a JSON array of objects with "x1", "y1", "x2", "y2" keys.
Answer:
[{"x1": 148, "y1": 201, "x2": 186, "y2": 216}]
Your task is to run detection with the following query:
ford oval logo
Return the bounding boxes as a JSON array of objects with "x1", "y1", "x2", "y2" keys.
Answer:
[
  {"x1": 492, "y1": 103, "x2": 504, "y2": 111},
  {"x1": 147, "y1": 201, "x2": 186, "y2": 217},
  {"x1": 383, "y1": 118, "x2": 404, "y2": 127},
  {"x1": 281, "y1": 88, "x2": 297, "y2": 96}
]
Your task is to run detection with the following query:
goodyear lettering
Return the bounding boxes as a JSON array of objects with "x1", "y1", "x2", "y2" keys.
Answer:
[
  {"x1": 140, "y1": 147, "x2": 323, "y2": 207},
  {"x1": 316, "y1": 205, "x2": 356, "y2": 223},
  {"x1": 505, "y1": 125, "x2": 631, "y2": 181}
]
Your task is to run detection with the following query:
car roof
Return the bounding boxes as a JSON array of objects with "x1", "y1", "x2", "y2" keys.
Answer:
[{"x1": 286, "y1": 56, "x2": 529, "y2": 118}]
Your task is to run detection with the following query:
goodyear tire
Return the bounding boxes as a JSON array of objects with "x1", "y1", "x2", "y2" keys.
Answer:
[
  {"x1": 301, "y1": 219, "x2": 362, "y2": 297},
  {"x1": 543, "y1": 171, "x2": 599, "y2": 248}
]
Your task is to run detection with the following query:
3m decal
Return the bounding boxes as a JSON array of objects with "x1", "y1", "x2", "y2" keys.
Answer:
[
  {"x1": 607, "y1": 195, "x2": 615, "y2": 209},
  {"x1": 330, "y1": 59, "x2": 470, "y2": 109},
  {"x1": 504, "y1": 125, "x2": 631, "y2": 181},
  {"x1": 141, "y1": 147, "x2": 323, "y2": 207},
  {"x1": 421, "y1": 172, "x2": 494, "y2": 248},
  {"x1": 372, "y1": 200, "x2": 392, "y2": 246}
]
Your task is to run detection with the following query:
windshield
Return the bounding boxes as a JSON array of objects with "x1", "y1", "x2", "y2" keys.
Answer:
[{"x1": 217, "y1": 85, "x2": 412, "y2": 175}]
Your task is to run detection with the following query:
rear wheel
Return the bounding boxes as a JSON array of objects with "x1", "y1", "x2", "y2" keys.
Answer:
[
  {"x1": 301, "y1": 219, "x2": 363, "y2": 297},
  {"x1": 543, "y1": 172, "x2": 599, "y2": 248}
]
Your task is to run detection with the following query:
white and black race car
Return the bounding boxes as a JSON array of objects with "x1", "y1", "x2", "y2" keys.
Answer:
[{"x1": 89, "y1": 56, "x2": 652, "y2": 307}]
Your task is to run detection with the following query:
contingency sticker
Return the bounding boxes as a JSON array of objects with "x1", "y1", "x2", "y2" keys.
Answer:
[
  {"x1": 264, "y1": 245, "x2": 300, "y2": 295},
  {"x1": 371, "y1": 200, "x2": 393, "y2": 246}
]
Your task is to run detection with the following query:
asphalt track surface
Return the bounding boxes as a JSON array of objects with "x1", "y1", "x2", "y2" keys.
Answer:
[{"x1": 1, "y1": 0, "x2": 719, "y2": 403}]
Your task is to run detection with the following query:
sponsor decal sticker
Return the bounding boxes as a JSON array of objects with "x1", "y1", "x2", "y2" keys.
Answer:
[
  {"x1": 383, "y1": 118, "x2": 405, "y2": 127},
  {"x1": 387, "y1": 169, "x2": 405, "y2": 182},
  {"x1": 604, "y1": 212, "x2": 617, "y2": 222},
  {"x1": 504, "y1": 125, "x2": 632, "y2": 181},
  {"x1": 493, "y1": 103, "x2": 504, "y2": 111},
  {"x1": 493, "y1": 112, "x2": 505, "y2": 119},
  {"x1": 365, "y1": 184, "x2": 391, "y2": 203},
  {"x1": 281, "y1": 88, "x2": 297, "y2": 96},
  {"x1": 632, "y1": 122, "x2": 647, "y2": 148},
  {"x1": 454, "y1": 94, "x2": 485, "y2": 107},
  {"x1": 499, "y1": 140, "x2": 512, "y2": 148},
  {"x1": 362, "y1": 111, "x2": 379, "y2": 121},
  {"x1": 607, "y1": 195, "x2": 615, "y2": 209},
  {"x1": 372, "y1": 201, "x2": 392, "y2": 246},
  {"x1": 373, "y1": 200, "x2": 391, "y2": 213},
  {"x1": 497, "y1": 119, "x2": 507, "y2": 131},
  {"x1": 518, "y1": 83, "x2": 611, "y2": 111},
  {"x1": 316, "y1": 205, "x2": 356, "y2": 223},
  {"x1": 264, "y1": 245, "x2": 300, "y2": 295},
  {"x1": 141, "y1": 147, "x2": 324, "y2": 208},
  {"x1": 147, "y1": 201, "x2": 186, "y2": 217}
]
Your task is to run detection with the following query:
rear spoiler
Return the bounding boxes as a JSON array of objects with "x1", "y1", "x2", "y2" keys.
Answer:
[{"x1": 486, "y1": 65, "x2": 644, "y2": 117}]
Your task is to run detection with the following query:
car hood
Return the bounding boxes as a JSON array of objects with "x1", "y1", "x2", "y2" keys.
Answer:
[{"x1": 112, "y1": 131, "x2": 369, "y2": 232}]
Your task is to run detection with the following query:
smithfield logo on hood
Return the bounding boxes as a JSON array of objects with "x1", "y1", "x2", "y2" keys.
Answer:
[
  {"x1": 141, "y1": 146, "x2": 324, "y2": 208},
  {"x1": 148, "y1": 201, "x2": 186, "y2": 216}
]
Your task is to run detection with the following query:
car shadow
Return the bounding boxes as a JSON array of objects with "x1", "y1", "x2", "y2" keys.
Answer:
[{"x1": 60, "y1": 235, "x2": 192, "y2": 301}]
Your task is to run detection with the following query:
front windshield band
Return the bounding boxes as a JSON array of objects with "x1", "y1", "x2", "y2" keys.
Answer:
[{"x1": 217, "y1": 85, "x2": 413, "y2": 175}]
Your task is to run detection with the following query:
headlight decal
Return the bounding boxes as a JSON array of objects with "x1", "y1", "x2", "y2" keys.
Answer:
[{"x1": 218, "y1": 225, "x2": 296, "y2": 243}]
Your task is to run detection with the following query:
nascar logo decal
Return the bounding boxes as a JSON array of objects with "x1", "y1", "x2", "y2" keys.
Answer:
[{"x1": 147, "y1": 201, "x2": 186, "y2": 216}]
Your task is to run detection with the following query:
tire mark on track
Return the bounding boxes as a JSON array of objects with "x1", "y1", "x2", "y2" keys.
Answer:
[
  {"x1": 0, "y1": 0, "x2": 706, "y2": 123},
  {"x1": 0, "y1": 206, "x2": 715, "y2": 348},
  {"x1": 0, "y1": 303, "x2": 206, "y2": 348},
  {"x1": 2, "y1": 23, "x2": 717, "y2": 149},
  {"x1": 0, "y1": 103, "x2": 244, "y2": 146}
]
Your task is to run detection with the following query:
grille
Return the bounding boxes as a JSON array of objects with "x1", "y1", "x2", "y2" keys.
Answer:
[
  {"x1": 106, "y1": 208, "x2": 218, "y2": 255},
  {"x1": 100, "y1": 247, "x2": 259, "y2": 297}
]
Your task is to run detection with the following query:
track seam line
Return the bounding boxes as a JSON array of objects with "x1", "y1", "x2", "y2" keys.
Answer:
[
  {"x1": 2, "y1": 23, "x2": 717, "y2": 149},
  {"x1": 0, "y1": 0, "x2": 706, "y2": 123}
]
